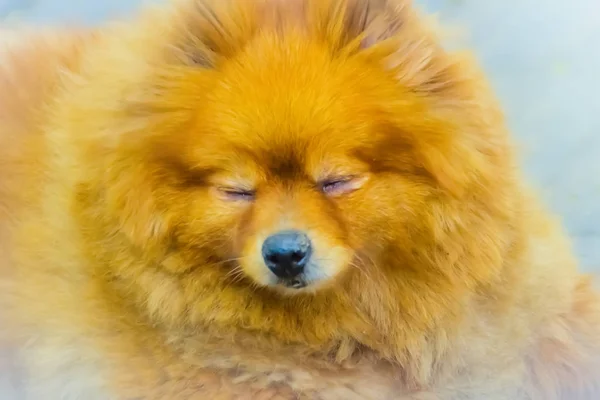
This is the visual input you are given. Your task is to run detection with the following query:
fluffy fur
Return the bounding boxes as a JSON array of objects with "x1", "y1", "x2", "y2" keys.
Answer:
[{"x1": 1, "y1": 0, "x2": 599, "y2": 398}]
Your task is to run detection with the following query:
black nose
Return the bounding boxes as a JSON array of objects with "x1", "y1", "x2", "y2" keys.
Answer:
[{"x1": 262, "y1": 230, "x2": 312, "y2": 279}]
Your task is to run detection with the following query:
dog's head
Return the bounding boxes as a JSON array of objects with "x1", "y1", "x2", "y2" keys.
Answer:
[{"x1": 71, "y1": 0, "x2": 517, "y2": 352}]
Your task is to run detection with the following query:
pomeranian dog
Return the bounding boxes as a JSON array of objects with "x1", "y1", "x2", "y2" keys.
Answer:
[{"x1": 1, "y1": 0, "x2": 599, "y2": 398}]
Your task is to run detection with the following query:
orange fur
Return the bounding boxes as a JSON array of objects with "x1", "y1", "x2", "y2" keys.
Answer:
[{"x1": 1, "y1": 1, "x2": 599, "y2": 399}]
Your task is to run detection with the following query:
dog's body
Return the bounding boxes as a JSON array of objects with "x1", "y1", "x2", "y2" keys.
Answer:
[{"x1": 1, "y1": 1, "x2": 600, "y2": 399}]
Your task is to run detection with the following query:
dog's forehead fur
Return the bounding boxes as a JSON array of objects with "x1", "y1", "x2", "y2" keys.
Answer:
[
  {"x1": 145, "y1": 0, "x2": 456, "y2": 185},
  {"x1": 185, "y1": 42, "x2": 388, "y2": 175}
]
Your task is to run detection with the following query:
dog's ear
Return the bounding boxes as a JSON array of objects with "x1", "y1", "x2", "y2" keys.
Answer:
[
  {"x1": 312, "y1": 0, "x2": 468, "y2": 96},
  {"x1": 170, "y1": 0, "x2": 262, "y2": 68},
  {"x1": 308, "y1": 0, "x2": 410, "y2": 54}
]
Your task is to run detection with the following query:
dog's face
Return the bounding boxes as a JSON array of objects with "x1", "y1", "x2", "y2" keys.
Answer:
[
  {"x1": 132, "y1": 37, "x2": 474, "y2": 296},
  {"x1": 172, "y1": 38, "x2": 399, "y2": 293},
  {"x1": 92, "y1": 0, "x2": 510, "y2": 305}
]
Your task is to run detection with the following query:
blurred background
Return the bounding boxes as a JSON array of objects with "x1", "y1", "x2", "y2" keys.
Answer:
[{"x1": 1, "y1": 0, "x2": 598, "y2": 270}]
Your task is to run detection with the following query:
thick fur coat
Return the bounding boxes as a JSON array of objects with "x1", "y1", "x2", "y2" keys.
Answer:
[{"x1": 1, "y1": 0, "x2": 599, "y2": 399}]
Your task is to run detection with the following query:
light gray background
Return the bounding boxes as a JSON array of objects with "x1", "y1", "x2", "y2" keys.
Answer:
[
  {"x1": 1, "y1": 0, "x2": 598, "y2": 268},
  {"x1": 0, "y1": 1, "x2": 599, "y2": 398}
]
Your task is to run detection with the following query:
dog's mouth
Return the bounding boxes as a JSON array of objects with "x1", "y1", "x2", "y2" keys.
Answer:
[{"x1": 277, "y1": 277, "x2": 307, "y2": 289}]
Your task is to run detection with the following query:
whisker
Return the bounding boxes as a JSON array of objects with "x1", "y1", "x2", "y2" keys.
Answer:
[
  {"x1": 225, "y1": 265, "x2": 244, "y2": 280},
  {"x1": 213, "y1": 256, "x2": 249, "y2": 267}
]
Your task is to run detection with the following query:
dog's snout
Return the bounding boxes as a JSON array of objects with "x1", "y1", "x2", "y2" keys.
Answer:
[{"x1": 261, "y1": 230, "x2": 312, "y2": 279}]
